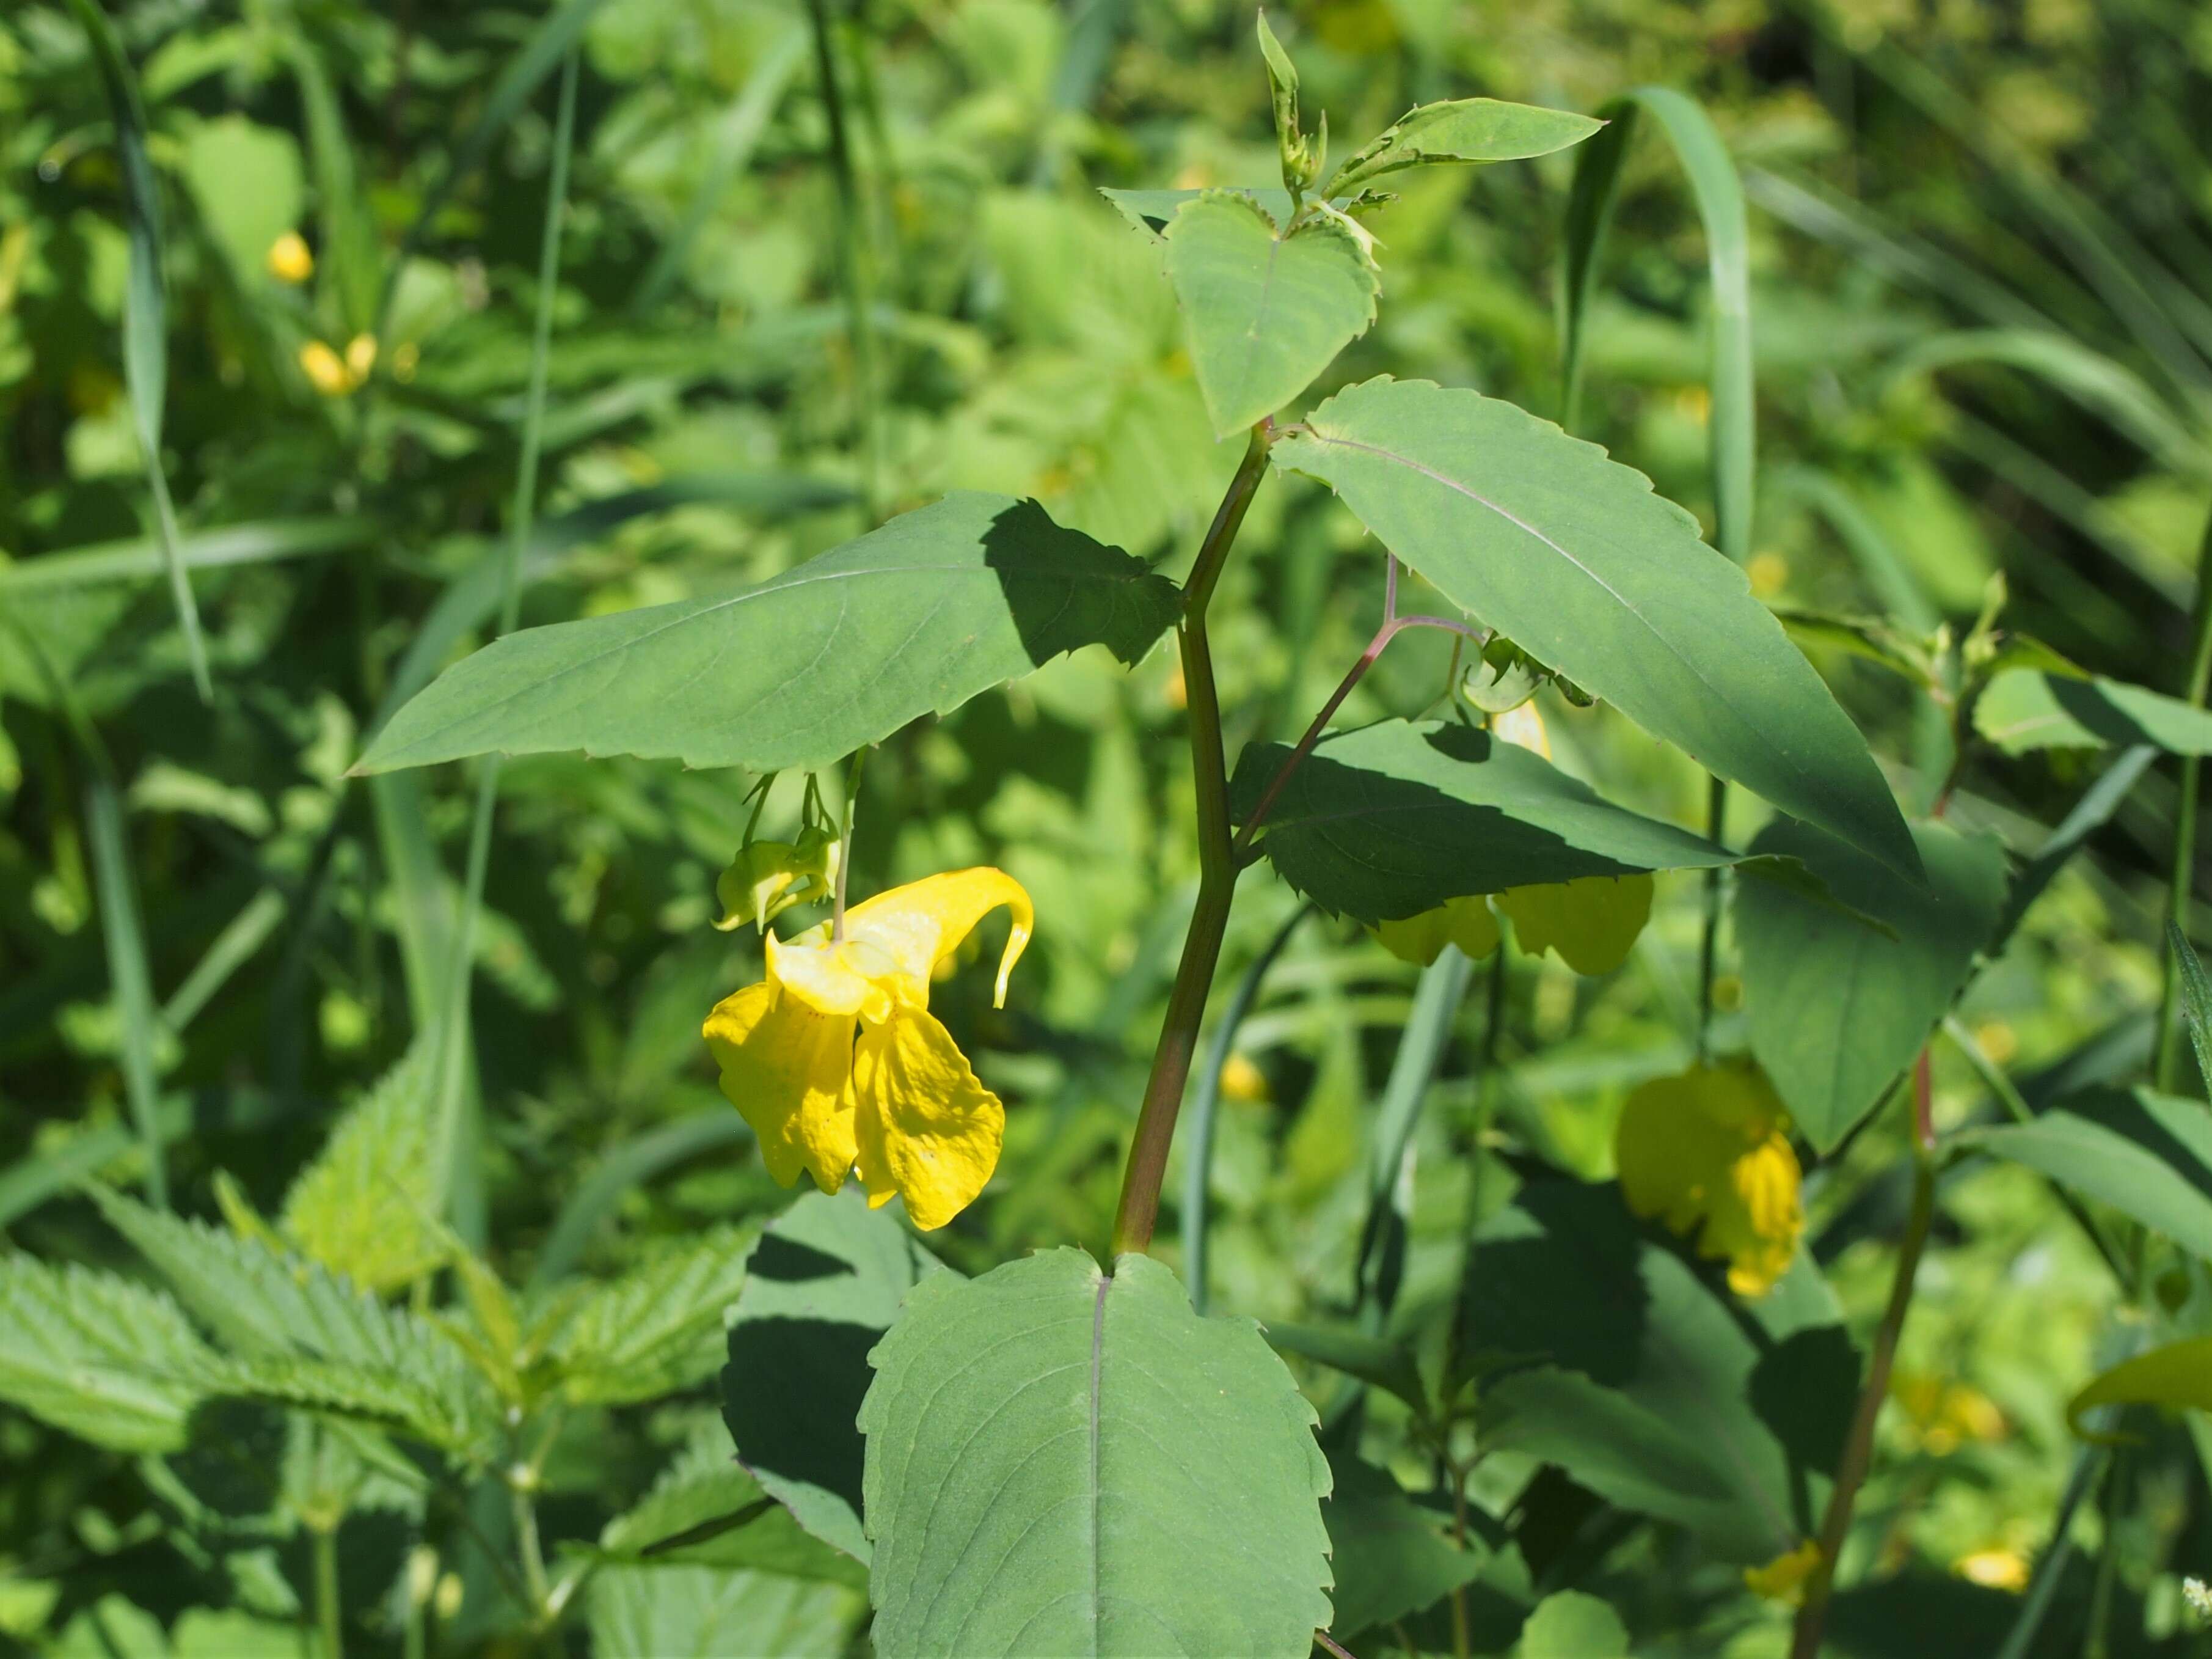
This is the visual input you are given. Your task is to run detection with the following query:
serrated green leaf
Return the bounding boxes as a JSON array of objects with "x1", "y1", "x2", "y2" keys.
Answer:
[
  {"x1": 90, "y1": 1187, "x2": 500, "y2": 1463},
  {"x1": 538, "y1": 1225, "x2": 756, "y2": 1406},
  {"x1": 1230, "y1": 719, "x2": 1736, "y2": 924},
  {"x1": 1324, "y1": 1451, "x2": 1481, "y2": 1640},
  {"x1": 723, "y1": 1190, "x2": 952, "y2": 1564},
  {"x1": 1737, "y1": 819, "x2": 2008, "y2": 1151},
  {"x1": 1464, "y1": 1180, "x2": 1850, "y2": 1565},
  {"x1": 1264, "y1": 1320, "x2": 1426, "y2": 1413},
  {"x1": 1963, "y1": 1088, "x2": 2212, "y2": 1260},
  {"x1": 596, "y1": 1420, "x2": 866, "y2": 1586},
  {"x1": 1973, "y1": 667, "x2": 2212, "y2": 755},
  {"x1": 2171, "y1": 920, "x2": 2212, "y2": 1094},
  {"x1": 1101, "y1": 186, "x2": 1306, "y2": 239},
  {"x1": 860, "y1": 1248, "x2": 1334, "y2": 1658},
  {"x1": 355, "y1": 493, "x2": 1178, "y2": 774},
  {"x1": 0, "y1": 1253, "x2": 213, "y2": 1452},
  {"x1": 587, "y1": 1562, "x2": 861, "y2": 1659},
  {"x1": 1331, "y1": 98, "x2": 1604, "y2": 195},
  {"x1": 1163, "y1": 192, "x2": 1378, "y2": 438},
  {"x1": 278, "y1": 1046, "x2": 444, "y2": 1295},
  {"x1": 1272, "y1": 379, "x2": 1920, "y2": 880}
]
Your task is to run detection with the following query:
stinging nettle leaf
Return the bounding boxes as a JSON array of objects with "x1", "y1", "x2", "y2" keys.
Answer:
[
  {"x1": 0, "y1": 1253, "x2": 214, "y2": 1452},
  {"x1": 1736, "y1": 818, "x2": 2008, "y2": 1152},
  {"x1": 355, "y1": 493, "x2": 1178, "y2": 774},
  {"x1": 1163, "y1": 191, "x2": 1378, "y2": 439},
  {"x1": 1272, "y1": 379, "x2": 1921, "y2": 881},
  {"x1": 1230, "y1": 718, "x2": 1736, "y2": 925},
  {"x1": 860, "y1": 1248, "x2": 1333, "y2": 1658}
]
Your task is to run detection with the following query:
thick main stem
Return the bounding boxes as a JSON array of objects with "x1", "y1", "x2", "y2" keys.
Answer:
[
  {"x1": 2155, "y1": 507, "x2": 2212, "y2": 1092},
  {"x1": 1111, "y1": 425, "x2": 1271, "y2": 1258},
  {"x1": 1789, "y1": 1140, "x2": 1938, "y2": 1659}
]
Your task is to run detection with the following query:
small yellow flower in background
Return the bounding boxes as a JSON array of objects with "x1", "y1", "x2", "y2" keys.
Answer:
[
  {"x1": 1893, "y1": 1371, "x2": 2008, "y2": 1456},
  {"x1": 1219, "y1": 1050, "x2": 1271, "y2": 1104},
  {"x1": 345, "y1": 332, "x2": 378, "y2": 380},
  {"x1": 1163, "y1": 664, "x2": 1187, "y2": 710},
  {"x1": 1497, "y1": 874, "x2": 1653, "y2": 976},
  {"x1": 1373, "y1": 894, "x2": 1499, "y2": 966},
  {"x1": 1747, "y1": 551, "x2": 1789, "y2": 596},
  {"x1": 299, "y1": 340, "x2": 351, "y2": 396},
  {"x1": 1744, "y1": 1539, "x2": 1821, "y2": 1605},
  {"x1": 266, "y1": 231, "x2": 314, "y2": 284},
  {"x1": 1491, "y1": 701, "x2": 1550, "y2": 758},
  {"x1": 1953, "y1": 1548, "x2": 2029, "y2": 1592},
  {"x1": 703, "y1": 869, "x2": 1032, "y2": 1230},
  {"x1": 1615, "y1": 1061, "x2": 1804, "y2": 1297}
]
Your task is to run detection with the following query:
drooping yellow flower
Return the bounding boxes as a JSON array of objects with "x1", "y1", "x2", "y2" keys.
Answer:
[
  {"x1": 1496, "y1": 873, "x2": 1653, "y2": 975},
  {"x1": 266, "y1": 230, "x2": 314, "y2": 284},
  {"x1": 703, "y1": 869, "x2": 1031, "y2": 1230},
  {"x1": 1744, "y1": 1539, "x2": 1821, "y2": 1604},
  {"x1": 1615, "y1": 1062, "x2": 1803, "y2": 1297}
]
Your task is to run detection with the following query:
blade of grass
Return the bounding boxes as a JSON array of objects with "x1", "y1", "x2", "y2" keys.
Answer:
[
  {"x1": 526, "y1": 1113, "x2": 750, "y2": 1294},
  {"x1": 159, "y1": 886, "x2": 286, "y2": 1035},
  {"x1": 631, "y1": 27, "x2": 807, "y2": 313},
  {"x1": 429, "y1": 49, "x2": 580, "y2": 1237},
  {"x1": 2158, "y1": 508, "x2": 2212, "y2": 1093},
  {"x1": 1994, "y1": 747, "x2": 2157, "y2": 948},
  {"x1": 85, "y1": 775, "x2": 166, "y2": 1210},
  {"x1": 1181, "y1": 900, "x2": 1312, "y2": 1316},
  {"x1": 1354, "y1": 943, "x2": 1476, "y2": 1328},
  {"x1": 67, "y1": 0, "x2": 209, "y2": 701},
  {"x1": 289, "y1": 40, "x2": 381, "y2": 337},
  {"x1": 2164, "y1": 920, "x2": 2212, "y2": 1099},
  {"x1": 805, "y1": 0, "x2": 880, "y2": 520},
  {"x1": 0, "y1": 517, "x2": 377, "y2": 593}
]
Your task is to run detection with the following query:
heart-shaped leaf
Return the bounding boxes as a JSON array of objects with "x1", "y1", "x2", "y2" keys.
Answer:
[{"x1": 1164, "y1": 191, "x2": 1378, "y2": 438}]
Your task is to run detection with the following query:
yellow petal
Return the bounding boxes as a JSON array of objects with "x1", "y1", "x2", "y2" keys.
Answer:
[
  {"x1": 1743, "y1": 1540, "x2": 1822, "y2": 1604},
  {"x1": 266, "y1": 230, "x2": 313, "y2": 284},
  {"x1": 845, "y1": 868, "x2": 1033, "y2": 1007},
  {"x1": 850, "y1": 1008, "x2": 1005, "y2": 1231},
  {"x1": 1615, "y1": 1062, "x2": 1803, "y2": 1297},
  {"x1": 702, "y1": 981, "x2": 857, "y2": 1192},
  {"x1": 767, "y1": 929, "x2": 898, "y2": 1024},
  {"x1": 1372, "y1": 896, "x2": 1498, "y2": 966},
  {"x1": 1497, "y1": 874, "x2": 1653, "y2": 976}
]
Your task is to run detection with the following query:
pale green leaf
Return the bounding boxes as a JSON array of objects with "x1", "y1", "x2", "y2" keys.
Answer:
[
  {"x1": 723, "y1": 1189, "x2": 952, "y2": 1564},
  {"x1": 1231, "y1": 718, "x2": 1735, "y2": 924},
  {"x1": 355, "y1": 494, "x2": 1178, "y2": 774},
  {"x1": 0, "y1": 1253, "x2": 213, "y2": 1452},
  {"x1": 1164, "y1": 191, "x2": 1377, "y2": 438},
  {"x1": 2068, "y1": 1338, "x2": 2212, "y2": 1440},
  {"x1": 1332, "y1": 98, "x2": 1604, "y2": 194},
  {"x1": 1519, "y1": 1591, "x2": 1630, "y2": 1658},
  {"x1": 587, "y1": 1562, "x2": 861, "y2": 1659},
  {"x1": 1963, "y1": 1088, "x2": 2212, "y2": 1260},
  {"x1": 279, "y1": 1046, "x2": 445, "y2": 1295},
  {"x1": 1973, "y1": 667, "x2": 2212, "y2": 755},
  {"x1": 861, "y1": 1249, "x2": 1334, "y2": 1657},
  {"x1": 539, "y1": 1225, "x2": 756, "y2": 1406},
  {"x1": 179, "y1": 116, "x2": 304, "y2": 281},
  {"x1": 1273, "y1": 379, "x2": 1919, "y2": 878},
  {"x1": 1737, "y1": 819, "x2": 2008, "y2": 1151}
]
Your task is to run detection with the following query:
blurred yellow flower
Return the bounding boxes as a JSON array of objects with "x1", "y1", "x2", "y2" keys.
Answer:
[
  {"x1": 1615, "y1": 1062, "x2": 1803, "y2": 1297},
  {"x1": 266, "y1": 231, "x2": 314, "y2": 284},
  {"x1": 1219, "y1": 1050, "x2": 1271, "y2": 1104},
  {"x1": 1954, "y1": 1548, "x2": 2029, "y2": 1592},
  {"x1": 703, "y1": 868, "x2": 1031, "y2": 1229},
  {"x1": 298, "y1": 340, "x2": 352, "y2": 397},
  {"x1": 1497, "y1": 874, "x2": 1653, "y2": 976},
  {"x1": 1490, "y1": 701, "x2": 1549, "y2": 758},
  {"x1": 345, "y1": 333, "x2": 378, "y2": 380},
  {"x1": 1373, "y1": 894, "x2": 1498, "y2": 966},
  {"x1": 1744, "y1": 1539, "x2": 1821, "y2": 1604},
  {"x1": 1893, "y1": 1371, "x2": 2008, "y2": 1455}
]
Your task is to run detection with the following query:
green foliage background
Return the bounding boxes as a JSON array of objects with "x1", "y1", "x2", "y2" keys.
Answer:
[{"x1": 4, "y1": 0, "x2": 2212, "y2": 1654}]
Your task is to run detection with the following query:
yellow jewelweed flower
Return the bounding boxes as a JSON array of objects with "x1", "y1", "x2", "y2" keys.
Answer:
[
  {"x1": 1615, "y1": 1062, "x2": 1804, "y2": 1297},
  {"x1": 1373, "y1": 895, "x2": 1498, "y2": 966},
  {"x1": 267, "y1": 231, "x2": 314, "y2": 284},
  {"x1": 1496, "y1": 873, "x2": 1653, "y2": 976},
  {"x1": 703, "y1": 868, "x2": 1032, "y2": 1230},
  {"x1": 299, "y1": 340, "x2": 352, "y2": 397},
  {"x1": 1743, "y1": 1539, "x2": 1821, "y2": 1604},
  {"x1": 1954, "y1": 1548, "x2": 2029, "y2": 1592}
]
